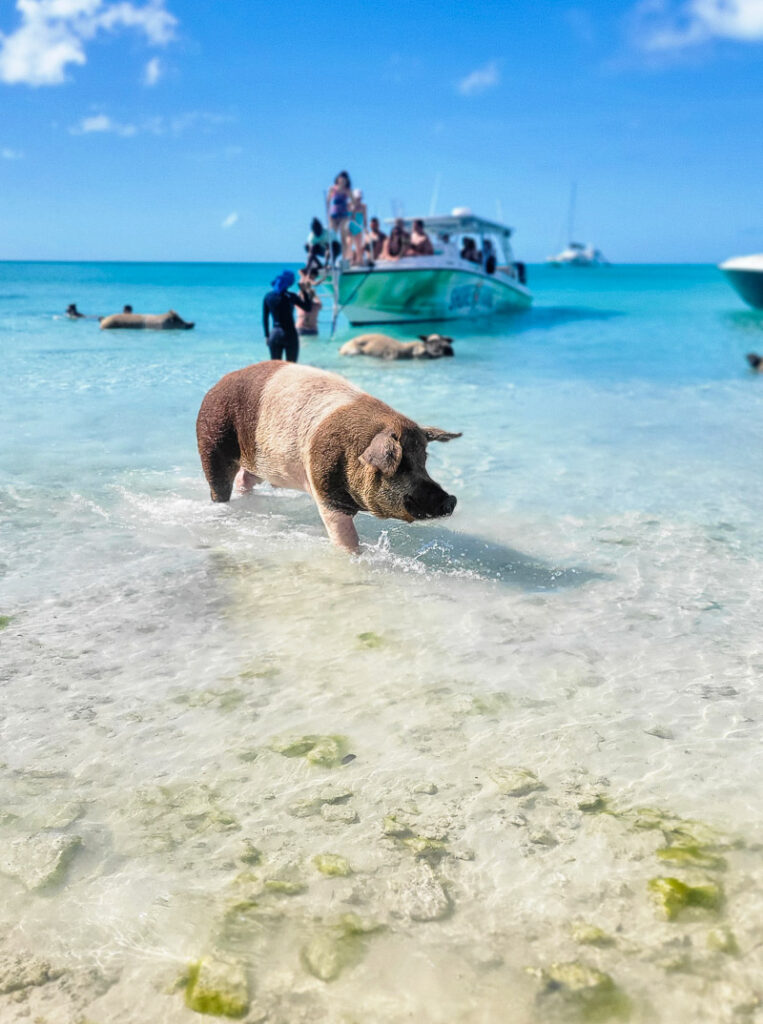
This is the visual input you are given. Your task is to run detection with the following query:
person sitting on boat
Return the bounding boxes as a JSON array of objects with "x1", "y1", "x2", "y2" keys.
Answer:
[
  {"x1": 66, "y1": 303, "x2": 85, "y2": 319},
  {"x1": 295, "y1": 268, "x2": 322, "y2": 336},
  {"x1": 460, "y1": 237, "x2": 481, "y2": 264},
  {"x1": 305, "y1": 217, "x2": 329, "y2": 274},
  {"x1": 365, "y1": 217, "x2": 387, "y2": 261},
  {"x1": 482, "y1": 239, "x2": 496, "y2": 274},
  {"x1": 406, "y1": 219, "x2": 434, "y2": 257},
  {"x1": 347, "y1": 189, "x2": 367, "y2": 266},
  {"x1": 326, "y1": 171, "x2": 352, "y2": 262},
  {"x1": 381, "y1": 219, "x2": 410, "y2": 261},
  {"x1": 262, "y1": 269, "x2": 312, "y2": 363}
]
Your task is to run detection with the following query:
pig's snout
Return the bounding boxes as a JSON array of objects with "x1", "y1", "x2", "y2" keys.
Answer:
[{"x1": 404, "y1": 483, "x2": 457, "y2": 520}]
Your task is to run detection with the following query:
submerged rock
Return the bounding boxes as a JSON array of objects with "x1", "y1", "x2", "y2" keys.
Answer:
[
  {"x1": 571, "y1": 923, "x2": 615, "y2": 947},
  {"x1": 301, "y1": 914, "x2": 383, "y2": 982},
  {"x1": 0, "y1": 833, "x2": 81, "y2": 891},
  {"x1": 401, "y1": 836, "x2": 448, "y2": 862},
  {"x1": 269, "y1": 735, "x2": 320, "y2": 758},
  {"x1": 320, "y1": 803, "x2": 359, "y2": 824},
  {"x1": 184, "y1": 957, "x2": 249, "y2": 1018},
  {"x1": 0, "y1": 954, "x2": 63, "y2": 994},
  {"x1": 489, "y1": 767, "x2": 545, "y2": 797},
  {"x1": 706, "y1": 926, "x2": 739, "y2": 955},
  {"x1": 534, "y1": 961, "x2": 631, "y2": 1022},
  {"x1": 388, "y1": 863, "x2": 452, "y2": 922},
  {"x1": 313, "y1": 853, "x2": 352, "y2": 877},
  {"x1": 656, "y1": 845, "x2": 726, "y2": 871},
  {"x1": 648, "y1": 876, "x2": 724, "y2": 920},
  {"x1": 306, "y1": 736, "x2": 348, "y2": 768}
]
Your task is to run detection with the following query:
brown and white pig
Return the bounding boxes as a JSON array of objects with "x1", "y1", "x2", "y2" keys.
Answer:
[
  {"x1": 196, "y1": 361, "x2": 460, "y2": 552},
  {"x1": 100, "y1": 310, "x2": 194, "y2": 330}
]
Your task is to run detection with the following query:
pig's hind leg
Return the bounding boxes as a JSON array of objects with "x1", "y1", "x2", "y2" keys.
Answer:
[{"x1": 198, "y1": 422, "x2": 241, "y2": 503}]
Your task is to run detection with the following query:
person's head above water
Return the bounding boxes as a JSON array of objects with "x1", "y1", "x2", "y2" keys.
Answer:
[
  {"x1": 66, "y1": 303, "x2": 79, "y2": 314},
  {"x1": 123, "y1": 304, "x2": 133, "y2": 314},
  {"x1": 271, "y1": 270, "x2": 295, "y2": 294}
]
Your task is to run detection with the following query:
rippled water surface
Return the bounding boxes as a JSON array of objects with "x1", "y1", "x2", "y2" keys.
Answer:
[{"x1": 1, "y1": 261, "x2": 762, "y2": 1023}]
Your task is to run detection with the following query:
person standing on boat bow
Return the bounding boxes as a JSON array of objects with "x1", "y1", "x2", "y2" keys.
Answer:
[{"x1": 263, "y1": 270, "x2": 312, "y2": 363}]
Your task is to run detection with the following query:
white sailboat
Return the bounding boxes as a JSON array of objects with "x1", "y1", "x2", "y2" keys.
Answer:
[{"x1": 546, "y1": 184, "x2": 609, "y2": 267}]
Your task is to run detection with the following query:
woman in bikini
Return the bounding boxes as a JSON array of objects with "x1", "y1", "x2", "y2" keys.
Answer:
[
  {"x1": 326, "y1": 171, "x2": 352, "y2": 262},
  {"x1": 347, "y1": 189, "x2": 368, "y2": 265}
]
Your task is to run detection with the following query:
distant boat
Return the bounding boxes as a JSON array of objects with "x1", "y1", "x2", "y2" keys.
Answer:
[
  {"x1": 546, "y1": 183, "x2": 609, "y2": 267},
  {"x1": 546, "y1": 242, "x2": 609, "y2": 268},
  {"x1": 719, "y1": 254, "x2": 763, "y2": 310},
  {"x1": 332, "y1": 210, "x2": 531, "y2": 326}
]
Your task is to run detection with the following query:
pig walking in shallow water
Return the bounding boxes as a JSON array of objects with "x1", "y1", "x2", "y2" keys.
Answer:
[{"x1": 196, "y1": 361, "x2": 460, "y2": 552}]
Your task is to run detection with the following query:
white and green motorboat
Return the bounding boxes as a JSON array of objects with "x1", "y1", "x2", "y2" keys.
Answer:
[{"x1": 331, "y1": 212, "x2": 531, "y2": 326}]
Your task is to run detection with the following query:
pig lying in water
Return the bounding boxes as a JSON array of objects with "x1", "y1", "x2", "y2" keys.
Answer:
[
  {"x1": 196, "y1": 361, "x2": 460, "y2": 552},
  {"x1": 100, "y1": 310, "x2": 194, "y2": 330},
  {"x1": 339, "y1": 333, "x2": 454, "y2": 360}
]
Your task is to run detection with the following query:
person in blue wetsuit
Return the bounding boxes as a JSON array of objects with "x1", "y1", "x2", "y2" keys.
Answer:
[{"x1": 262, "y1": 270, "x2": 312, "y2": 363}]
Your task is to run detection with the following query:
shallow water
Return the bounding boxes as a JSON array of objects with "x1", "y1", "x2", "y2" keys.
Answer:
[{"x1": 1, "y1": 262, "x2": 762, "y2": 1022}]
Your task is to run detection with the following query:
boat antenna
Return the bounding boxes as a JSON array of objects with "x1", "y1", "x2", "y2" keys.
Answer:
[{"x1": 429, "y1": 173, "x2": 442, "y2": 217}]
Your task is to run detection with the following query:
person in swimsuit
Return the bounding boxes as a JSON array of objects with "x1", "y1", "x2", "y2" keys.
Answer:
[
  {"x1": 347, "y1": 189, "x2": 367, "y2": 265},
  {"x1": 66, "y1": 303, "x2": 85, "y2": 318},
  {"x1": 327, "y1": 171, "x2": 352, "y2": 261},
  {"x1": 406, "y1": 219, "x2": 434, "y2": 256},
  {"x1": 365, "y1": 217, "x2": 387, "y2": 261},
  {"x1": 262, "y1": 270, "x2": 312, "y2": 363},
  {"x1": 381, "y1": 219, "x2": 410, "y2": 260},
  {"x1": 305, "y1": 217, "x2": 329, "y2": 274},
  {"x1": 295, "y1": 268, "x2": 322, "y2": 335}
]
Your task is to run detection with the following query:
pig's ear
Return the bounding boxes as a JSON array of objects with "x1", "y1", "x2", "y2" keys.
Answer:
[
  {"x1": 360, "y1": 429, "x2": 403, "y2": 476},
  {"x1": 423, "y1": 426, "x2": 462, "y2": 442}
]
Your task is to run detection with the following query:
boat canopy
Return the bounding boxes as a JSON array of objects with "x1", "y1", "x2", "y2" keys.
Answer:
[{"x1": 385, "y1": 214, "x2": 513, "y2": 238}]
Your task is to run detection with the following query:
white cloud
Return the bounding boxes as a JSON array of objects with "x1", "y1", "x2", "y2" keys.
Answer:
[
  {"x1": 68, "y1": 108, "x2": 233, "y2": 137},
  {"x1": 70, "y1": 113, "x2": 136, "y2": 135},
  {"x1": 456, "y1": 60, "x2": 500, "y2": 96},
  {"x1": 637, "y1": 0, "x2": 763, "y2": 50},
  {"x1": 221, "y1": 212, "x2": 239, "y2": 229},
  {"x1": 1, "y1": 146, "x2": 23, "y2": 158},
  {"x1": 143, "y1": 54, "x2": 160, "y2": 85},
  {"x1": 0, "y1": 0, "x2": 177, "y2": 86}
]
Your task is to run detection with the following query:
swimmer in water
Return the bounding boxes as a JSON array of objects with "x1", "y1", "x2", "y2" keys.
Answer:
[{"x1": 66, "y1": 303, "x2": 85, "y2": 319}]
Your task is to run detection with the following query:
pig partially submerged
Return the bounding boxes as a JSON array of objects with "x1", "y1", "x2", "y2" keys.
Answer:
[
  {"x1": 196, "y1": 361, "x2": 460, "y2": 552},
  {"x1": 100, "y1": 310, "x2": 194, "y2": 330},
  {"x1": 339, "y1": 333, "x2": 454, "y2": 360}
]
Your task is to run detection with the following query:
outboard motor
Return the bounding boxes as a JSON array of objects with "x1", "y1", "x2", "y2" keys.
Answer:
[{"x1": 514, "y1": 261, "x2": 527, "y2": 285}]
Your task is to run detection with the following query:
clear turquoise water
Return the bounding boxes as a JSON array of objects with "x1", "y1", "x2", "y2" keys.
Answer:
[{"x1": 1, "y1": 262, "x2": 762, "y2": 1022}]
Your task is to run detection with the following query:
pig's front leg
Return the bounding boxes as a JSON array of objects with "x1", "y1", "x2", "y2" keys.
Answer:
[{"x1": 316, "y1": 503, "x2": 360, "y2": 553}]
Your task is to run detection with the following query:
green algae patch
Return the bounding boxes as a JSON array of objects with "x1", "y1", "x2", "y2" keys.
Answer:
[
  {"x1": 306, "y1": 736, "x2": 348, "y2": 767},
  {"x1": 269, "y1": 734, "x2": 349, "y2": 767},
  {"x1": 571, "y1": 923, "x2": 615, "y2": 948},
  {"x1": 648, "y1": 877, "x2": 723, "y2": 920},
  {"x1": 656, "y1": 845, "x2": 727, "y2": 871},
  {"x1": 0, "y1": 616, "x2": 12, "y2": 630},
  {"x1": 301, "y1": 914, "x2": 384, "y2": 982},
  {"x1": 184, "y1": 957, "x2": 249, "y2": 1018},
  {"x1": 357, "y1": 631, "x2": 384, "y2": 648},
  {"x1": 313, "y1": 854, "x2": 352, "y2": 877},
  {"x1": 401, "y1": 836, "x2": 448, "y2": 862},
  {"x1": 239, "y1": 841, "x2": 262, "y2": 866},
  {"x1": 490, "y1": 766, "x2": 545, "y2": 797},
  {"x1": 264, "y1": 879, "x2": 305, "y2": 896},
  {"x1": 707, "y1": 926, "x2": 739, "y2": 954},
  {"x1": 534, "y1": 961, "x2": 631, "y2": 1022},
  {"x1": 269, "y1": 735, "x2": 320, "y2": 758}
]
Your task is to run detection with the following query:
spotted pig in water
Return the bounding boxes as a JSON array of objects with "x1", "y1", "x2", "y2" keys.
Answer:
[{"x1": 196, "y1": 361, "x2": 460, "y2": 552}]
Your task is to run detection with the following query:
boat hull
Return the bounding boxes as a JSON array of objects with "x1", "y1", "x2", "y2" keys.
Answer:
[
  {"x1": 337, "y1": 265, "x2": 531, "y2": 325},
  {"x1": 721, "y1": 267, "x2": 763, "y2": 311}
]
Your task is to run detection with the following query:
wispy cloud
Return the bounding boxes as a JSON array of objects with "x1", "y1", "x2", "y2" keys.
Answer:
[
  {"x1": 68, "y1": 109, "x2": 234, "y2": 138},
  {"x1": 0, "y1": 0, "x2": 177, "y2": 87},
  {"x1": 221, "y1": 212, "x2": 239, "y2": 229},
  {"x1": 143, "y1": 55, "x2": 161, "y2": 85},
  {"x1": 456, "y1": 60, "x2": 500, "y2": 96},
  {"x1": 69, "y1": 113, "x2": 137, "y2": 136},
  {"x1": 635, "y1": 0, "x2": 763, "y2": 51},
  {"x1": 1, "y1": 146, "x2": 23, "y2": 159}
]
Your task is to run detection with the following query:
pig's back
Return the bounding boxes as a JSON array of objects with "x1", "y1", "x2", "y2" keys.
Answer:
[{"x1": 237, "y1": 362, "x2": 362, "y2": 490}]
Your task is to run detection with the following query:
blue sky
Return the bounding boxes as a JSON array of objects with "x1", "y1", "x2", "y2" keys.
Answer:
[{"x1": 1, "y1": 0, "x2": 762, "y2": 262}]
